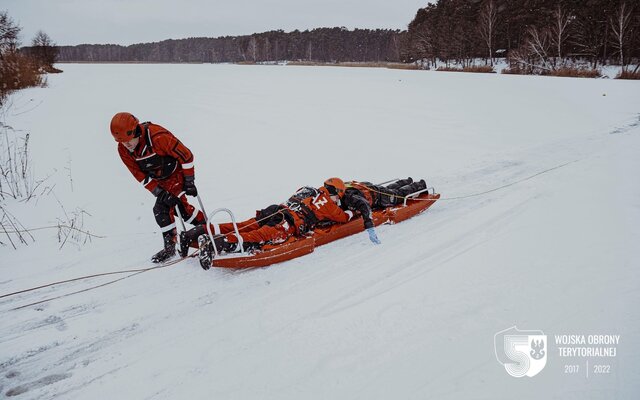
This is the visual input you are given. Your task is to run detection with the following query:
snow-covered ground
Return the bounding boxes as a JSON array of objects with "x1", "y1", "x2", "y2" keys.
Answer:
[{"x1": 1, "y1": 64, "x2": 639, "y2": 399}]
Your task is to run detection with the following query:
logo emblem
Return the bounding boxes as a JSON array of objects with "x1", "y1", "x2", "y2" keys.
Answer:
[{"x1": 495, "y1": 326, "x2": 547, "y2": 377}]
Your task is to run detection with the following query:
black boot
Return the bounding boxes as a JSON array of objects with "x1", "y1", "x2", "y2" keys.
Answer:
[
  {"x1": 197, "y1": 233, "x2": 236, "y2": 270},
  {"x1": 152, "y1": 231, "x2": 177, "y2": 263},
  {"x1": 239, "y1": 242, "x2": 261, "y2": 253},
  {"x1": 213, "y1": 235, "x2": 238, "y2": 253},
  {"x1": 397, "y1": 179, "x2": 427, "y2": 197},
  {"x1": 198, "y1": 234, "x2": 213, "y2": 270},
  {"x1": 179, "y1": 225, "x2": 207, "y2": 257},
  {"x1": 387, "y1": 177, "x2": 413, "y2": 190}
]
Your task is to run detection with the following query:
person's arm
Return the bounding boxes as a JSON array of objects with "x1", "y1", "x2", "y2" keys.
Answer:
[
  {"x1": 118, "y1": 144, "x2": 160, "y2": 194},
  {"x1": 345, "y1": 193, "x2": 374, "y2": 229},
  {"x1": 346, "y1": 193, "x2": 380, "y2": 244},
  {"x1": 153, "y1": 132, "x2": 195, "y2": 178},
  {"x1": 153, "y1": 131, "x2": 198, "y2": 195}
]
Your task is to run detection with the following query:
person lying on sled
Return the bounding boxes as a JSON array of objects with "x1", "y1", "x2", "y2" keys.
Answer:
[
  {"x1": 325, "y1": 177, "x2": 428, "y2": 245},
  {"x1": 179, "y1": 182, "x2": 359, "y2": 268},
  {"x1": 180, "y1": 176, "x2": 427, "y2": 264}
]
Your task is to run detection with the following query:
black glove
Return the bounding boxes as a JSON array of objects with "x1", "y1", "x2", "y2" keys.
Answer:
[
  {"x1": 183, "y1": 175, "x2": 198, "y2": 196},
  {"x1": 157, "y1": 190, "x2": 180, "y2": 208}
]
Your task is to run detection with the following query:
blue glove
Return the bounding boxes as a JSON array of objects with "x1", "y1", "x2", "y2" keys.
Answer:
[{"x1": 367, "y1": 227, "x2": 381, "y2": 244}]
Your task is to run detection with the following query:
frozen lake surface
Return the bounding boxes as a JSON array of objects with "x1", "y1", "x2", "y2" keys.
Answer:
[{"x1": 1, "y1": 64, "x2": 639, "y2": 399}]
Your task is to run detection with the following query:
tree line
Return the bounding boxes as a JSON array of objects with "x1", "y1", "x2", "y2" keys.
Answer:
[
  {"x1": 57, "y1": 28, "x2": 404, "y2": 63},
  {"x1": 5, "y1": 1, "x2": 640, "y2": 81},
  {"x1": 402, "y1": 0, "x2": 640, "y2": 72}
]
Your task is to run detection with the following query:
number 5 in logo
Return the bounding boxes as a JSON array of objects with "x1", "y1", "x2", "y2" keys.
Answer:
[{"x1": 494, "y1": 326, "x2": 547, "y2": 377}]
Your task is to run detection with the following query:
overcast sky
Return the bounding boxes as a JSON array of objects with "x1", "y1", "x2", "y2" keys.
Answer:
[{"x1": 5, "y1": 0, "x2": 429, "y2": 46}]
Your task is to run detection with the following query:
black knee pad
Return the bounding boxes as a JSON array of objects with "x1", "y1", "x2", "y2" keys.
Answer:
[{"x1": 153, "y1": 199, "x2": 172, "y2": 227}]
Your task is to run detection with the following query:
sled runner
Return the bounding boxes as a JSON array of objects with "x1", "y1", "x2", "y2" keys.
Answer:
[{"x1": 208, "y1": 181, "x2": 439, "y2": 269}]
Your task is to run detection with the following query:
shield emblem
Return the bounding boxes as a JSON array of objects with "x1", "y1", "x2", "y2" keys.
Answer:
[{"x1": 495, "y1": 326, "x2": 547, "y2": 377}]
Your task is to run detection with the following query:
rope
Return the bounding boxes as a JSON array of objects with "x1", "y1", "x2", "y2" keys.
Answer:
[
  {"x1": 202, "y1": 160, "x2": 579, "y2": 243},
  {"x1": 2, "y1": 225, "x2": 106, "y2": 238},
  {"x1": 350, "y1": 159, "x2": 580, "y2": 203},
  {"x1": 438, "y1": 159, "x2": 580, "y2": 200},
  {"x1": 10, "y1": 271, "x2": 147, "y2": 311},
  {"x1": 2, "y1": 160, "x2": 578, "y2": 308},
  {"x1": 0, "y1": 253, "x2": 194, "y2": 302}
]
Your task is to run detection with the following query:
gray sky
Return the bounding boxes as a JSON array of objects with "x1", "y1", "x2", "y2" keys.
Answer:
[{"x1": 4, "y1": 0, "x2": 428, "y2": 46}]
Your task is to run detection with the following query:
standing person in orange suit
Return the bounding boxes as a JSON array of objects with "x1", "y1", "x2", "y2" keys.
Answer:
[{"x1": 110, "y1": 112, "x2": 205, "y2": 263}]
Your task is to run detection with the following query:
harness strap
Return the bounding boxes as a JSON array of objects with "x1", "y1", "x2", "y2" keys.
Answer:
[{"x1": 288, "y1": 201, "x2": 318, "y2": 235}]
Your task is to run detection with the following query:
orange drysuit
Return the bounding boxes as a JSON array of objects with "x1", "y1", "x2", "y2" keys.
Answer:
[
  {"x1": 213, "y1": 187, "x2": 354, "y2": 245},
  {"x1": 118, "y1": 122, "x2": 204, "y2": 230}
]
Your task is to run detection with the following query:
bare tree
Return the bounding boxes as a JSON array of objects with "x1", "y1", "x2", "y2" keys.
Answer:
[
  {"x1": 511, "y1": 26, "x2": 553, "y2": 73},
  {"x1": 610, "y1": 2, "x2": 633, "y2": 70},
  {"x1": 390, "y1": 34, "x2": 401, "y2": 61},
  {"x1": 478, "y1": 0, "x2": 497, "y2": 66},
  {"x1": 0, "y1": 11, "x2": 21, "y2": 54},
  {"x1": 306, "y1": 40, "x2": 313, "y2": 60},
  {"x1": 32, "y1": 30, "x2": 53, "y2": 47},
  {"x1": 550, "y1": 5, "x2": 572, "y2": 66},
  {"x1": 264, "y1": 37, "x2": 271, "y2": 60},
  {"x1": 31, "y1": 30, "x2": 58, "y2": 71},
  {"x1": 526, "y1": 26, "x2": 553, "y2": 71},
  {"x1": 572, "y1": 15, "x2": 605, "y2": 69},
  {"x1": 413, "y1": 27, "x2": 436, "y2": 63},
  {"x1": 247, "y1": 36, "x2": 257, "y2": 61}
]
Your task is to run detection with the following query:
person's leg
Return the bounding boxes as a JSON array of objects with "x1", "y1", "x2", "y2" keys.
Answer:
[
  {"x1": 162, "y1": 172, "x2": 205, "y2": 226},
  {"x1": 365, "y1": 184, "x2": 397, "y2": 208},
  {"x1": 197, "y1": 218, "x2": 296, "y2": 268},
  {"x1": 218, "y1": 218, "x2": 260, "y2": 234},
  {"x1": 396, "y1": 179, "x2": 427, "y2": 197},
  {"x1": 180, "y1": 216, "x2": 275, "y2": 257},
  {"x1": 216, "y1": 203, "x2": 285, "y2": 235},
  {"x1": 386, "y1": 177, "x2": 413, "y2": 190},
  {"x1": 180, "y1": 212, "x2": 276, "y2": 257},
  {"x1": 227, "y1": 222, "x2": 293, "y2": 245},
  {"x1": 372, "y1": 179, "x2": 426, "y2": 207},
  {"x1": 151, "y1": 197, "x2": 178, "y2": 262},
  {"x1": 176, "y1": 197, "x2": 205, "y2": 226}
]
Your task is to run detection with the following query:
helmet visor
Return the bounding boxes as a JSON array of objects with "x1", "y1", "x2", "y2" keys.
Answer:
[{"x1": 324, "y1": 184, "x2": 339, "y2": 196}]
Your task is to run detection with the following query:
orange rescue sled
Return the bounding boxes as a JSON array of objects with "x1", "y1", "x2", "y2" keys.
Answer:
[{"x1": 211, "y1": 192, "x2": 440, "y2": 269}]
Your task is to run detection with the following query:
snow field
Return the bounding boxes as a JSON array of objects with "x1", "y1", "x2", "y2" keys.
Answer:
[{"x1": 1, "y1": 64, "x2": 639, "y2": 399}]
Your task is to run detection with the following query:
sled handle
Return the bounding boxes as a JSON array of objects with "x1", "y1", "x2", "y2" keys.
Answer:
[
  {"x1": 403, "y1": 188, "x2": 431, "y2": 206},
  {"x1": 174, "y1": 205, "x2": 187, "y2": 233},
  {"x1": 376, "y1": 178, "x2": 401, "y2": 186},
  {"x1": 205, "y1": 208, "x2": 246, "y2": 256},
  {"x1": 172, "y1": 191, "x2": 188, "y2": 242},
  {"x1": 196, "y1": 194, "x2": 208, "y2": 226}
]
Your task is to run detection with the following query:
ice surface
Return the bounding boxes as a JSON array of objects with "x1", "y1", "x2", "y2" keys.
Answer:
[{"x1": 1, "y1": 64, "x2": 639, "y2": 399}]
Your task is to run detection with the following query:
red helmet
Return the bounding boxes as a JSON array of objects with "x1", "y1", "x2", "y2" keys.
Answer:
[
  {"x1": 324, "y1": 177, "x2": 346, "y2": 198},
  {"x1": 110, "y1": 112, "x2": 140, "y2": 142}
]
